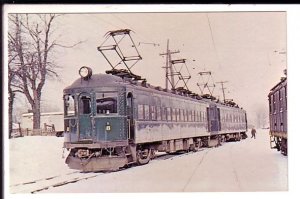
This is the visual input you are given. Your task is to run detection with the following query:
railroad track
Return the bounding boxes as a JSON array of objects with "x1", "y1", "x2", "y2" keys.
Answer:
[
  {"x1": 10, "y1": 148, "x2": 209, "y2": 193},
  {"x1": 154, "y1": 148, "x2": 207, "y2": 161},
  {"x1": 10, "y1": 171, "x2": 102, "y2": 193}
]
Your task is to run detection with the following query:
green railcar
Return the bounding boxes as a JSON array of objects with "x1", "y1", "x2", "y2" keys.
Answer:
[{"x1": 63, "y1": 67, "x2": 247, "y2": 171}]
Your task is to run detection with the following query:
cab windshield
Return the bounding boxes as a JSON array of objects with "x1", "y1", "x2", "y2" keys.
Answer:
[{"x1": 96, "y1": 92, "x2": 118, "y2": 114}]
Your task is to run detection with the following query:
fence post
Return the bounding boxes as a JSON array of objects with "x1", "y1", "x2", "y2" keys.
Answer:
[
  {"x1": 18, "y1": 122, "x2": 22, "y2": 137},
  {"x1": 52, "y1": 124, "x2": 56, "y2": 136}
]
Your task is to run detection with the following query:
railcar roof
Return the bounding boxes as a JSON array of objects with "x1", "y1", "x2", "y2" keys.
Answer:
[
  {"x1": 64, "y1": 73, "x2": 125, "y2": 90},
  {"x1": 64, "y1": 73, "x2": 244, "y2": 111},
  {"x1": 269, "y1": 77, "x2": 287, "y2": 95}
]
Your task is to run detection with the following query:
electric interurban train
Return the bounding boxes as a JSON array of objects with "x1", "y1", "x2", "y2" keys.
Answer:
[
  {"x1": 268, "y1": 75, "x2": 287, "y2": 155},
  {"x1": 63, "y1": 67, "x2": 248, "y2": 171}
]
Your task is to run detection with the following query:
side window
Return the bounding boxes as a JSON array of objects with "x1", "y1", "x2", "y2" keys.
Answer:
[
  {"x1": 79, "y1": 95, "x2": 91, "y2": 114},
  {"x1": 192, "y1": 110, "x2": 196, "y2": 122},
  {"x1": 269, "y1": 96, "x2": 272, "y2": 115},
  {"x1": 281, "y1": 87, "x2": 285, "y2": 111},
  {"x1": 274, "y1": 93, "x2": 277, "y2": 114},
  {"x1": 150, "y1": 106, "x2": 157, "y2": 121},
  {"x1": 172, "y1": 108, "x2": 176, "y2": 122},
  {"x1": 64, "y1": 95, "x2": 75, "y2": 116},
  {"x1": 144, "y1": 105, "x2": 150, "y2": 120},
  {"x1": 285, "y1": 85, "x2": 287, "y2": 111},
  {"x1": 180, "y1": 109, "x2": 184, "y2": 122},
  {"x1": 161, "y1": 107, "x2": 166, "y2": 121},
  {"x1": 167, "y1": 107, "x2": 171, "y2": 121},
  {"x1": 178, "y1": 109, "x2": 182, "y2": 122},
  {"x1": 199, "y1": 111, "x2": 202, "y2": 122},
  {"x1": 176, "y1": 109, "x2": 179, "y2": 122},
  {"x1": 157, "y1": 107, "x2": 161, "y2": 121},
  {"x1": 184, "y1": 110, "x2": 188, "y2": 122},
  {"x1": 138, "y1": 104, "x2": 144, "y2": 120},
  {"x1": 188, "y1": 110, "x2": 192, "y2": 122}
]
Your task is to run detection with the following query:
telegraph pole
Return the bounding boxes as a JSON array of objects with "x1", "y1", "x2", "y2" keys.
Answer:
[
  {"x1": 216, "y1": 81, "x2": 228, "y2": 103},
  {"x1": 160, "y1": 39, "x2": 180, "y2": 90}
]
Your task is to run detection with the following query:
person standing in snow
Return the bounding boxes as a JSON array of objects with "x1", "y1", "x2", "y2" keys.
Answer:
[{"x1": 251, "y1": 128, "x2": 256, "y2": 139}]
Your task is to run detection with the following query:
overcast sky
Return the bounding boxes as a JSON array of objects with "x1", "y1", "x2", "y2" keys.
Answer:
[{"x1": 7, "y1": 9, "x2": 287, "y2": 125}]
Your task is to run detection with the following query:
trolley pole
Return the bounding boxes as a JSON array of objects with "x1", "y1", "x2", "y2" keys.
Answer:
[{"x1": 197, "y1": 71, "x2": 215, "y2": 96}]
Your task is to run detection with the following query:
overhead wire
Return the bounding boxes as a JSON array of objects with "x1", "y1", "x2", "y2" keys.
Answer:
[
  {"x1": 110, "y1": 13, "x2": 161, "y2": 48},
  {"x1": 86, "y1": 14, "x2": 122, "y2": 31},
  {"x1": 206, "y1": 13, "x2": 228, "y2": 98},
  {"x1": 206, "y1": 13, "x2": 222, "y2": 71}
]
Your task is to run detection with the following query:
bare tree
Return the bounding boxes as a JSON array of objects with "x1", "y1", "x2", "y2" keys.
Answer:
[
  {"x1": 8, "y1": 47, "x2": 22, "y2": 138},
  {"x1": 8, "y1": 14, "x2": 80, "y2": 133},
  {"x1": 8, "y1": 14, "x2": 25, "y2": 138}
]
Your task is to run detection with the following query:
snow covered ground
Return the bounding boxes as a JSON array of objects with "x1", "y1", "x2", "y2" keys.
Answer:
[{"x1": 8, "y1": 129, "x2": 288, "y2": 194}]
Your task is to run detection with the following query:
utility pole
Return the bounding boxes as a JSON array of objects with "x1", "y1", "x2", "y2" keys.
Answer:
[
  {"x1": 216, "y1": 81, "x2": 228, "y2": 103},
  {"x1": 160, "y1": 39, "x2": 180, "y2": 90}
]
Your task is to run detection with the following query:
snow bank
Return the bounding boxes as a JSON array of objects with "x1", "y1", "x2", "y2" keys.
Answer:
[{"x1": 9, "y1": 136, "x2": 73, "y2": 186}]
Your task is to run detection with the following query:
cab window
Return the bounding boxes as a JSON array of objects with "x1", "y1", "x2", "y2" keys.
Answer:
[
  {"x1": 64, "y1": 94, "x2": 75, "y2": 116},
  {"x1": 96, "y1": 92, "x2": 118, "y2": 114},
  {"x1": 79, "y1": 95, "x2": 91, "y2": 114}
]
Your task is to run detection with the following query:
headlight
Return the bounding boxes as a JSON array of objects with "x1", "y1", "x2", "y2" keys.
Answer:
[{"x1": 79, "y1": 66, "x2": 92, "y2": 79}]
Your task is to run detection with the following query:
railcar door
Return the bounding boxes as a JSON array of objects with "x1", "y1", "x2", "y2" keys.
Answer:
[
  {"x1": 126, "y1": 92, "x2": 135, "y2": 140},
  {"x1": 207, "y1": 105, "x2": 221, "y2": 132},
  {"x1": 78, "y1": 93, "x2": 93, "y2": 140}
]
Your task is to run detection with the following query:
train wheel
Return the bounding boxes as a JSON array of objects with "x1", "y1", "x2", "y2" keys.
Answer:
[
  {"x1": 192, "y1": 140, "x2": 201, "y2": 152},
  {"x1": 202, "y1": 137, "x2": 209, "y2": 147},
  {"x1": 235, "y1": 133, "x2": 241, "y2": 141},
  {"x1": 275, "y1": 138, "x2": 281, "y2": 151},
  {"x1": 136, "y1": 149, "x2": 151, "y2": 165},
  {"x1": 189, "y1": 144, "x2": 197, "y2": 152},
  {"x1": 281, "y1": 138, "x2": 288, "y2": 156},
  {"x1": 221, "y1": 135, "x2": 226, "y2": 143}
]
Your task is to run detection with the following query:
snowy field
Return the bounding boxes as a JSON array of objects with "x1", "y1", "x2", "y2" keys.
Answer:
[{"x1": 8, "y1": 129, "x2": 288, "y2": 194}]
